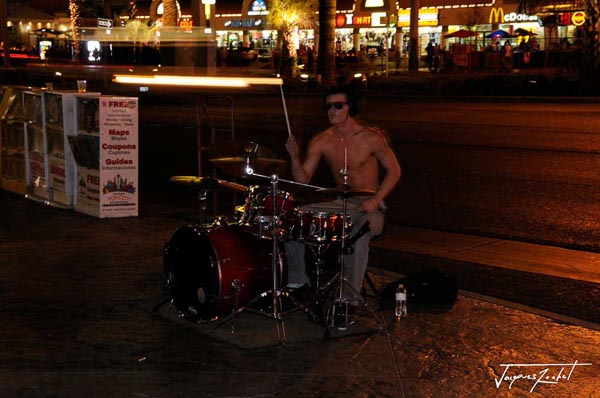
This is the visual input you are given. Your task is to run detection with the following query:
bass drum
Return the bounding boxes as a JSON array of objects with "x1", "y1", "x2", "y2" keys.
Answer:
[{"x1": 164, "y1": 225, "x2": 273, "y2": 321}]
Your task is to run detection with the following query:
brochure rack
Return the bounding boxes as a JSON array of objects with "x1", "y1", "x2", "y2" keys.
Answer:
[
  {"x1": 43, "y1": 90, "x2": 97, "y2": 208},
  {"x1": 23, "y1": 90, "x2": 49, "y2": 201},
  {"x1": 71, "y1": 95, "x2": 138, "y2": 218},
  {"x1": 0, "y1": 87, "x2": 28, "y2": 195}
]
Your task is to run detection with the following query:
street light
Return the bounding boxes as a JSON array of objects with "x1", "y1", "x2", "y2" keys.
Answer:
[{"x1": 201, "y1": 0, "x2": 215, "y2": 30}]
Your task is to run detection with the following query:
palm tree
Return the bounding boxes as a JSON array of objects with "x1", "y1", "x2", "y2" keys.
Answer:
[
  {"x1": 162, "y1": 0, "x2": 178, "y2": 27},
  {"x1": 125, "y1": 19, "x2": 153, "y2": 62},
  {"x1": 518, "y1": 0, "x2": 597, "y2": 79},
  {"x1": 318, "y1": 0, "x2": 336, "y2": 87},
  {"x1": 267, "y1": 0, "x2": 317, "y2": 78},
  {"x1": 69, "y1": 0, "x2": 82, "y2": 62},
  {"x1": 0, "y1": 0, "x2": 10, "y2": 66},
  {"x1": 128, "y1": 0, "x2": 138, "y2": 20}
]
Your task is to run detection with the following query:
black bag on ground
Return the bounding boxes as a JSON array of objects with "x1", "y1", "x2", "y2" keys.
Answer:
[{"x1": 380, "y1": 268, "x2": 458, "y2": 309}]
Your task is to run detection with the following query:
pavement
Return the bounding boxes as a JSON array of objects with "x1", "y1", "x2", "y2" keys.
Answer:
[
  {"x1": 0, "y1": 189, "x2": 598, "y2": 398},
  {"x1": 1, "y1": 61, "x2": 599, "y2": 397}
]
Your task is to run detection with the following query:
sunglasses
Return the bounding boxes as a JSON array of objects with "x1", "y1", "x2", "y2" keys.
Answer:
[{"x1": 324, "y1": 101, "x2": 348, "y2": 111}]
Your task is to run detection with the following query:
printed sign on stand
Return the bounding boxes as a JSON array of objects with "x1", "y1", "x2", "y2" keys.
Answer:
[{"x1": 98, "y1": 97, "x2": 138, "y2": 217}]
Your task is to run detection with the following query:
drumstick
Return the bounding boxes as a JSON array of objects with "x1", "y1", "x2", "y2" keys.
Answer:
[{"x1": 280, "y1": 84, "x2": 292, "y2": 137}]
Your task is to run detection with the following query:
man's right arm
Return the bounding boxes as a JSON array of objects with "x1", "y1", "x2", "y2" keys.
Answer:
[{"x1": 286, "y1": 135, "x2": 322, "y2": 184}]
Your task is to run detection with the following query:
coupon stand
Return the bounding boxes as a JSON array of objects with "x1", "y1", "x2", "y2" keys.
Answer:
[
  {"x1": 0, "y1": 87, "x2": 27, "y2": 195},
  {"x1": 71, "y1": 95, "x2": 139, "y2": 218},
  {"x1": 23, "y1": 89, "x2": 50, "y2": 202},
  {"x1": 43, "y1": 90, "x2": 98, "y2": 208}
]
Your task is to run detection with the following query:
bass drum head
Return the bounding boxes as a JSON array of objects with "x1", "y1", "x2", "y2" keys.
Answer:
[{"x1": 164, "y1": 225, "x2": 219, "y2": 321}]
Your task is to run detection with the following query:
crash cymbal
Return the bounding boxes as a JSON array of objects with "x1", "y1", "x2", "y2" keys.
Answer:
[
  {"x1": 316, "y1": 187, "x2": 376, "y2": 196},
  {"x1": 209, "y1": 141, "x2": 259, "y2": 159},
  {"x1": 169, "y1": 176, "x2": 247, "y2": 193},
  {"x1": 209, "y1": 157, "x2": 287, "y2": 178}
]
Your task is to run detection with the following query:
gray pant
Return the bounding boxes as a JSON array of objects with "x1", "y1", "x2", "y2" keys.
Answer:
[{"x1": 284, "y1": 197, "x2": 384, "y2": 305}]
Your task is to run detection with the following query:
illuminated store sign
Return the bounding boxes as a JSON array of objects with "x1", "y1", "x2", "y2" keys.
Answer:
[
  {"x1": 371, "y1": 12, "x2": 386, "y2": 27},
  {"x1": 572, "y1": 11, "x2": 585, "y2": 26},
  {"x1": 179, "y1": 18, "x2": 193, "y2": 30},
  {"x1": 338, "y1": 10, "x2": 436, "y2": 28},
  {"x1": 224, "y1": 19, "x2": 263, "y2": 28},
  {"x1": 344, "y1": 15, "x2": 372, "y2": 26},
  {"x1": 397, "y1": 8, "x2": 438, "y2": 27},
  {"x1": 249, "y1": 0, "x2": 268, "y2": 16},
  {"x1": 489, "y1": 8, "x2": 537, "y2": 24},
  {"x1": 364, "y1": 0, "x2": 384, "y2": 7}
]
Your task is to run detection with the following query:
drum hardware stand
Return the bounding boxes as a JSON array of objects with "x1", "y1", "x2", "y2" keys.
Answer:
[
  {"x1": 323, "y1": 164, "x2": 381, "y2": 338},
  {"x1": 215, "y1": 165, "x2": 317, "y2": 344},
  {"x1": 198, "y1": 188, "x2": 209, "y2": 226}
]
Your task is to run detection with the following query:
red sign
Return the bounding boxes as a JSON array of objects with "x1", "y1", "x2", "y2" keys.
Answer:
[
  {"x1": 353, "y1": 15, "x2": 371, "y2": 26},
  {"x1": 559, "y1": 13, "x2": 571, "y2": 26},
  {"x1": 336, "y1": 14, "x2": 346, "y2": 28}
]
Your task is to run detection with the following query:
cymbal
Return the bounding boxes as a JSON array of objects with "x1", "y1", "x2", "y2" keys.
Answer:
[
  {"x1": 209, "y1": 157, "x2": 287, "y2": 178},
  {"x1": 169, "y1": 176, "x2": 248, "y2": 193},
  {"x1": 209, "y1": 141, "x2": 259, "y2": 159},
  {"x1": 316, "y1": 187, "x2": 376, "y2": 196},
  {"x1": 209, "y1": 157, "x2": 287, "y2": 166}
]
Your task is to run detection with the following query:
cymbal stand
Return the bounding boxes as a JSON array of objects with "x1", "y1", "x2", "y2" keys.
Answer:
[
  {"x1": 216, "y1": 166, "x2": 316, "y2": 345},
  {"x1": 324, "y1": 163, "x2": 381, "y2": 337},
  {"x1": 198, "y1": 188, "x2": 209, "y2": 226}
]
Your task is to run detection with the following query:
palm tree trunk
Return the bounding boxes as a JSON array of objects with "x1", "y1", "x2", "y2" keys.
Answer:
[
  {"x1": 69, "y1": 0, "x2": 82, "y2": 62},
  {"x1": 162, "y1": 0, "x2": 177, "y2": 27},
  {"x1": 0, "y1": 0, "x2": 10, "y2": 67},
  {"x1": 280, "y1": 30, "x2": 298, "y2": 78},
  {"x1": 585, "y1": 0, "x2": 600, "y2": 79},
  {"x1": 318, "y1": 0, "x2": 336, "y2": 88}
]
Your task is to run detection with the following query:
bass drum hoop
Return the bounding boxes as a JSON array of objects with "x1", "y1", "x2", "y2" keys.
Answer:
[{"x1": 164, "y1": 225, "x2": 220, "y2": 321}]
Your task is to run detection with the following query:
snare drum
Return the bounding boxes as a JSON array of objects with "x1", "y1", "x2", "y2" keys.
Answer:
[{"x1": 289, "y1": 211, "x2": 351, "y2": 242}]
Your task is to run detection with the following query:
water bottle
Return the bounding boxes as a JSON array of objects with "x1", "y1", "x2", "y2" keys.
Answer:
[{"x1": 395, "y1": 283, "x2": 407, "y2": 319}]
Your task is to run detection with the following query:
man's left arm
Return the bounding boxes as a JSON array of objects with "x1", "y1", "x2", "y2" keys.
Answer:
[{"x1": 361, "y1": 138, "x2": 401, "y2": 213}]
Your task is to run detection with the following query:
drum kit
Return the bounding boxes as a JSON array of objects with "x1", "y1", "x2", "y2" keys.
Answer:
[{"x1": 162, "y1": 141, "x2": 381, "y2": 341}]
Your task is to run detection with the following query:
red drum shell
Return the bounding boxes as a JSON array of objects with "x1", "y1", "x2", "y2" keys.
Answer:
[
  {"x1": 163, "y1": 225, "x2": 272, "y2": 320},
  {"x1": 287, "y1": 211, "x2": 349, "y2": 242}
]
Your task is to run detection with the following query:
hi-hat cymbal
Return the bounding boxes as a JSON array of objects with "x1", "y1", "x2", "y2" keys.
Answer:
[
  {"x1": 169, "y1": 176, "x2": 247, "y2": 193},
  {"x1": 316, "y1": 187, "x2": 376, "y2": 196},
  {"x1": 209, "y1": 157, "x2": 287, "y2": 166}
]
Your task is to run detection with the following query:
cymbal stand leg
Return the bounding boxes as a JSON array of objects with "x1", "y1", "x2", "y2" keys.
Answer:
[
  {"x1": 270, "y1": 174, "x2": 286, "y2": 343},
  {"x1": 308, "y1": 242, "x2": 330, "y2": 319}
]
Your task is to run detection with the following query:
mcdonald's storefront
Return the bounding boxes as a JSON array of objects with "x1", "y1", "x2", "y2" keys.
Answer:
[
  {"x1": 439, "y1": 3, "x2": 541, "y2": 44},
  {"x1": 438, "y1": 0, "x2": 585, "y2": 51}
]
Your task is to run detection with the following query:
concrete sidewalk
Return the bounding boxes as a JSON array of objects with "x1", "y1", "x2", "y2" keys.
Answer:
[
  {"x1": 0, "y1": 190, "x2": 598, "y2": 398},
  {"x1": 372, "y1": 225, "x2": 600, "y2": 285},
  {"x1": 369, "y1": 224, "x2": 600, "y2": 327}
]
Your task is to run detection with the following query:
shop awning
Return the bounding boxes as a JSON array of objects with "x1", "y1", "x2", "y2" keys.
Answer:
[
  {"x1": 485, "y1": 29, "x2": 511, "y2": 39},
  {"x1": 398, "y1": 0, "x2": 489, "y2": 9},
  {"x1": 444, "y1": 29, "x2": 479, "y2": 39}
]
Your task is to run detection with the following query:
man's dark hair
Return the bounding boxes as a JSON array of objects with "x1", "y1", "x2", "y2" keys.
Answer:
[{"x1": 324, "y1": 83, "x2": 364, "y2": 117}]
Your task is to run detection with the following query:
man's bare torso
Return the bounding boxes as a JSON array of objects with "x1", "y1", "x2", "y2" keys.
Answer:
[{"x1": 312, "y1": 126, "x2": 383, "y2": 191}]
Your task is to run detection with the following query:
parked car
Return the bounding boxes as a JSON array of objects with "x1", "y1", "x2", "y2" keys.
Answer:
[
  {"x1": 225, "y1": 47, "x2": 258, "y2": 66},
  {"x1": 257, "y1": 49, "x2": 272, "y2": 62}
]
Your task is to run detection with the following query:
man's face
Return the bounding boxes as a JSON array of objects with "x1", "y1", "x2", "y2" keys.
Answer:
[{"x1": 324, "y1": 93, "x2": 350, "y2": 125}]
